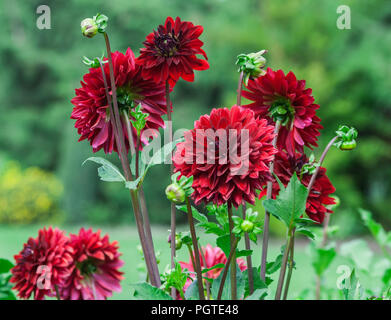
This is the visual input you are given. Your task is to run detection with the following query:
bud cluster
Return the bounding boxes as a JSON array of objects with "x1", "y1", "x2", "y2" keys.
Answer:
[{"x1": 236, "y1": 50, "x2": 267, "y2": 85}]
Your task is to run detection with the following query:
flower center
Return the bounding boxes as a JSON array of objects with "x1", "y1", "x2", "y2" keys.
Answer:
[
  {"x1": 115, "y1": 85, "x2": 144, "y2": 113},
  {"x1": 77, "y1": 258, "x2": 98, "y2": 277},
  {"x1": 154, "y1": 33, "x2": 179, "y2": 57},
  {"x1": 269, "y1": 98, "x2": 295, "y2": 126}
]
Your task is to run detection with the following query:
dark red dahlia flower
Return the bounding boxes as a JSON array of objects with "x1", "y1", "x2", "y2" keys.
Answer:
[
  {"x1": 60, "y1": 228, "x2": 124, "y2": 300},
  {"x1": 173, "y1": 105, "x2": 276, "y2": 208},
  {"x1": 10, "y1": 227, "x2": 74, "y2": 300},
  {"x1": 179, "y1": 244, "x2": 246, "y2": 297},
  {"x1": 71, "y1": 48, "x2": 167, "y2": 154},
  {"x1": 260, "y1": 151, "x2": 336, "y2": 223},
  {"x1": 242, "y1": 68, "x2": 322, "y2": 156},
  {"x1": 137, "y1": 16, "x2": 209, "y2": 87}
]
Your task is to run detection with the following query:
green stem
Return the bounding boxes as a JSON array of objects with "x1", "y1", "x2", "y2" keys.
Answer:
[
  {"x1": 166, "y1": 81, "x2": 177, "y2": 299},
  {"x1": 199, "y1": 243, "x2": 211, "y2": 300},
  {"x1": 282, "y1": 233, "x2": 295, "y2": 300},
  {"x1": 236, "y1": 71, "x2": 244, "y2": 106},
  {"x1": 227, "y1": 203, "x2": 237, "y2": 300},
  {"x1": 260, "y1": 120, "x2": 282, "y2": 280},
  {"x1": 186, "y1": 244, "x2": 197, "y2": 271},
  {"x1": 275, "y1": 228, "x2": 294, "y2": 300},
  {"x1": 55, "y1": 285, "x2": 61, "y2": 300},
  {"x1": 217, "y1": 237, "x2": 240, "y2": 300},
  {"x1": 186, "y1": 197, "x2": 205, "y2": 300},
  {"x1": 101, "y1": 35, "x2": 160, "y2": 286},
  {"x1": 242, "y1": 205, "x2": 254, "y2": 294},
  {"x1": 122, "y1": 113, "x2": 160, "y2": 286}
]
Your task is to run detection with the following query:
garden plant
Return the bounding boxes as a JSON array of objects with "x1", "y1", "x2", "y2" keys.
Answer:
[{"x1": 1, "y1": 12, "x2": 389, "y2": 302}]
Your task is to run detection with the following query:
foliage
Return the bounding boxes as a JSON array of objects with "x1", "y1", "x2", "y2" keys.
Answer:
[
  {"x1": 0, "y1": 160, "x2": 63, "y2": 224},
  {"x1": 0, "y1": 259, "x2": 15, "y2": 300}
]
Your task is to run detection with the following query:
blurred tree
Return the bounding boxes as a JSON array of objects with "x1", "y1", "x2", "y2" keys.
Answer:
[{"x1": 0, "y1": 0, "x2": 389, "y2": 231}]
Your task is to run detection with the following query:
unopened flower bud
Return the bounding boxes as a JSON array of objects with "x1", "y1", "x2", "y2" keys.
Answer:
[
  {"x1": 165, "y1": 183, "x2": 185, "y2": 204},
  {"x1": 236, "y1": 50, "x2": 267, "y2": 85},
  {"x1": 340, "y1": 140, "x2": 357, "y2": 151},
  {"x1": 241, "y1": 220, "x2": 254, "y2": 233},
  {"x1": 167, "y1": 233, "x2": 182, "y2": 250},
  {"x1": 81, "y1": 18, "x2": 98, "y2": 38}
]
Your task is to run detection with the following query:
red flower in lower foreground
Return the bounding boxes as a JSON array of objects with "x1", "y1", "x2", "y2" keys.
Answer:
[
  {"x1": 137, "y1": 16, "x2": 209, "y2": 87},
  {"x1": 173, "y1": 105, "x2": 276, "y2": 208},
  {"x1": 242, "y1": 68, "x2": 322, "y2": 157},
  {"x1": 71, "y1": 48, "x2": 167, "y2": 154},
  {"x1": 179, "y1": 244, "x2": 247, "y2": 295},
  {"x1": 60, "y1": 228, "x2": 124, "y2": 300},
  {"x1": 261, "y1": 151, "x2": 336, "y2": 223},
  {"x1": 10, "y1": 227, "x2": 74, "y2": 300}
]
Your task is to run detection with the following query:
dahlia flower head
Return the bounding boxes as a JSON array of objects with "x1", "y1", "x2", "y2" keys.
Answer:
[
  {"x1": 10, "y1": 227, "x2": 74, "y2": 300},
  {"x1": 179, "y1": 244, "x2": 247, "y2": 294},
  {"x1": 71, "y1": 48, "x2": 167, "y2": 154},
  {"x1": 60, "y1": 228, "x2": 124, "y2": 300},
  {"x1": 173, "y1": 105, "x2": 277, "y2": 208},
  {"x1": 260, "y1": 151, "x2": 336, "y2": 223},
  {"x1": 137, "y1": 16, "x2": 209, "y2": 87},
  {"x1": 242, "y1": 68, "x2": 322, "y2": 157}
]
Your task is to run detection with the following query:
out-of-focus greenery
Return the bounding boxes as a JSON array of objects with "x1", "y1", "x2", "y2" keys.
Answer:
[
  {"x1": 0, "y1": 160, "x2": 63, "y2": 223},
  {"x1": 0, "y1": 0, "x2": 390, "y2": 233}
]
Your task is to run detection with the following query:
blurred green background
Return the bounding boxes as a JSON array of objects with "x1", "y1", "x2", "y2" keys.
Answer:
[{"x1": 0, "y1": 0, "x2": 390, "y2": 238}]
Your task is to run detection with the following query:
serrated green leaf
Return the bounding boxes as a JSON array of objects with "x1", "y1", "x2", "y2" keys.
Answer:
[
  {"x1": 263, "y1": 173, "x2": 308, "y2": 229},
  {"x1": 83, "y1": 157, "x2": 125, "y2": 182},
  {"x1": 131, "y1": 282, "x2": 173, "y2": 300}
]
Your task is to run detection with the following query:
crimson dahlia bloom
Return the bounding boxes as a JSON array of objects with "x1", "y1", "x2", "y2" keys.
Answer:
[
  {"x1": 71, "y1": 48, "x2": 167, "y2": 154},
  {"x1": 261, "y1": 151, "x2": 336, "y2": 223},
  {"x1": 242, "y1": 68, "x2": 322, "y2": 156},
  {"x1": 60, "y1": 228, "x2": 124, "y2": 300},
  {"x1": 179, "y1": 244, "x2": 246, "y2": 296},
  {"x1": 137, "y1": 16, "x2": 209, "y2": 87},
  {"x1": 10, "y1": 227, "x2": 74, "y2": 300},
  {"x1": 173, "y1": 105, "x2": 276, "y2": 208}
]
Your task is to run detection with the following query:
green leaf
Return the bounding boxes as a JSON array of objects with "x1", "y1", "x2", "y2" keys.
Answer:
[
  {"x1": 198, "y1": 222, "x2": 225, "y2": 236},
  {"x1": 296, "y1": 226, "x2": 315, "y2": 240},
  {"x1": 236, "y1": 249, "x2": 252, "y2": 258},
  {"x1": 201, "y1": 263, "x2": 225, "y2": 274},
  {"x1": 184, "y1": 279, "x2": 199, "y2": 300},
  {"x1": 216, "y1": 234, "x2": 231, "y2": 257},
  {"x1": 83, "y1": 157, "x2": 125, "y2": 182},
  {"x1": 131, "y1": 282, "x2": 173, "y2": 300},
  {"x1": 245, "y1": 288, "x2": 268, "y2": 300},
  {"x1": 312, "y1": 245, "x2": 336, "y2": 276},
  {"x1": 130, "y1": 138, "x2": 182, "y2": 190},
  {"x1": 177, "y1": 205, "x2": 208, "y2": 223},
  {"x1": 382, "y1": 269, "x2": 391, "y2": 285},
  {"x1": 359, "y1": 209, "x2": 388, "y2": 248},
  {"x1": 0, "y1": 259, "x2": 13, "y2": 274},
  {"x1": 243, "y1": 267, "x2": 268, "y2": 298},
  {"x1": 266, "y1": 247, "x2": 284, "y2": 274},
  {"x1": 342, "y1": 269, "x2": 362, "y2": 300},
  {"x1": 211, "y1": 264, "x2": 245, "y2": 300},
  {"x1": 263, "y1": 173, "x2": 308, "y2": 229}
]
